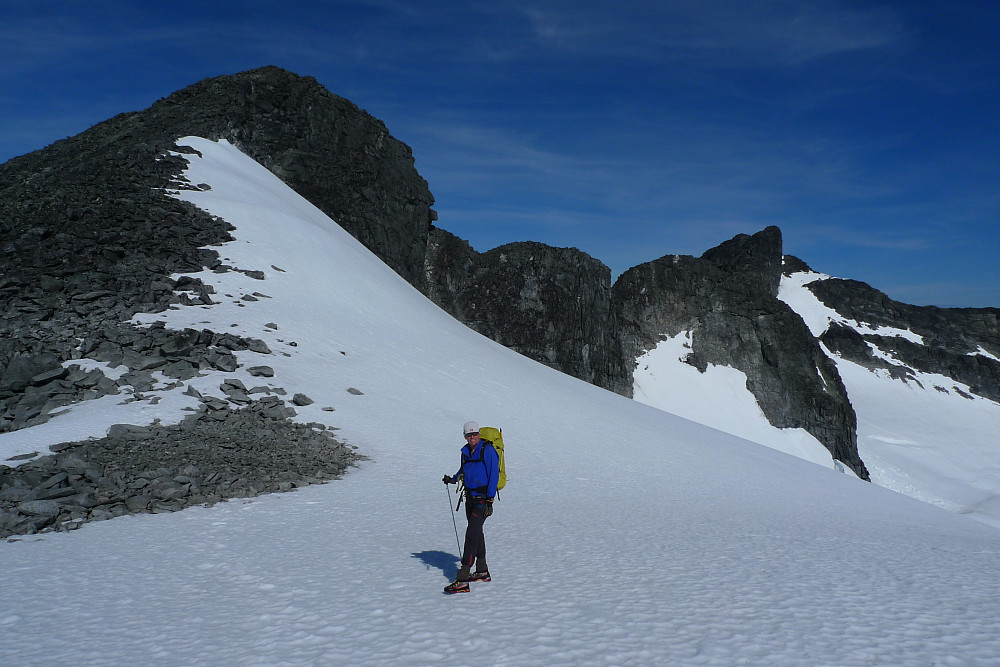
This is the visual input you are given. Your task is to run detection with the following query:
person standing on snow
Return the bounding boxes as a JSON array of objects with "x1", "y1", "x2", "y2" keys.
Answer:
[{"x1": 442, "y1": 420, "x2": 500, "y2": 594}]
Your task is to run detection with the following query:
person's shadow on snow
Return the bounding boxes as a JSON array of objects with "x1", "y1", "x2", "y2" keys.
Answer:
[{"x1": 412, "y1": 550, "x2": 461, "y2": 580}]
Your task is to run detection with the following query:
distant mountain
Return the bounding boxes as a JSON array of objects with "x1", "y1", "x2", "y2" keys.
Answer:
[
  {"x1": 3, "y1": 66, "x2": 999, "y2": 510},
  {"x1": 800, "y1": 271, "x2": 1000, "y2": 403},
  {"x1": 426, "y1": 225, "x2": 868, "y2": 476}
]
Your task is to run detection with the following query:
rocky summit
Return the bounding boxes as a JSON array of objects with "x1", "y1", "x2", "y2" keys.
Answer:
[
  {"x1": 614, "y1": 227, "x2": 865, "y2": 477},
  {"x1": 3, "y1": 66, "x2": 1000, "y2": 535}
]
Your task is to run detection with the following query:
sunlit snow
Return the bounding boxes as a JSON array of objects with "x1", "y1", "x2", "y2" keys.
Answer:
[
  {"x1": 632, "y1": 332, "x2": 841, "y2": 471},
  {"x1": 974, "y1": 345, "x2": 1000, "y2": 362},
  {"x1": 3, "y1": 138, "x2": 999, "y2": 666},
  {"x1": 778, "y1": 271, "x2": 923, "y2": 342},
  {"x1": 778, "y1": 273, "x2": 1000, "y2": 530}
]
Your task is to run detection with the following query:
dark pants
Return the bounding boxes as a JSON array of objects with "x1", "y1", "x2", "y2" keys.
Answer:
[{"x1": 462, "y1": 497, "x2": 489, "y2": 571}]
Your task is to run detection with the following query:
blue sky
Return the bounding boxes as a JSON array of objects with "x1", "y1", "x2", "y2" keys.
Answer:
[{"x1": 2, "y1": 1, "x2": 998, "y2": 306}]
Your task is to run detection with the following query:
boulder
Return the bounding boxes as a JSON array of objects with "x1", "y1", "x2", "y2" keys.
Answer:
[
  {"x1": 1, "y1": 353, "x2": 62, "y2": 393},
  {"x1": 17, "y1": 499, "x2": 62, "y2": 517}
]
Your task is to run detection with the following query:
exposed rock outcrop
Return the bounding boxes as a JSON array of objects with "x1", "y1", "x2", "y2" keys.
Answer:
[
  {"x1": 425, "y1": 228, "x2": 631, "y2": 393},
  {"x1": 806, "y1": 277, "x2": 1000, "y2": 403},
  {"x1": 0, "y1": 397, "x2": 361, "y2": 538},
  {"x1": 613, "y1": 227, "x2": 867, "y2": 478},
  {"x1": 0, "y1": 67, "x2": 392, "y2": 537},
  {"x1": 426, "y1": 224, "x2": 871, "y2": 476},
  {"x1": 149, "y1": 67, "x2": 437, "y2": 288},
  {"x1": 1, "y1": 66, "x2": 431, "y2": 429}
]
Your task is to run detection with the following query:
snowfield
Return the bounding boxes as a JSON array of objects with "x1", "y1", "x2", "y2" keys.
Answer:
[
  {"x1": 632, "y1": 331, "x2": 844, "y2": 472},
  {"x1": 3, "y1": 137, "x2": 1000, "y2": 666},
  {"x1": 778, "y1": 271, "x2": 1000, "y2": 530}
]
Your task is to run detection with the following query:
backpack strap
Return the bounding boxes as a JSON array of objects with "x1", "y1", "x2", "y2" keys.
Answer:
[
  {"x1": 463, "y1": 440, "x2": 493, "y2": 464},
  {"x1": 461, "y1": 442, "x2": 496, "y2": 498}
]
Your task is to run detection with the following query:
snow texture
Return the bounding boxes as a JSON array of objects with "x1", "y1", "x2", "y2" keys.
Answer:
[{"x1": 3, "y1": 138, "x2": 1000, "y2": 666}]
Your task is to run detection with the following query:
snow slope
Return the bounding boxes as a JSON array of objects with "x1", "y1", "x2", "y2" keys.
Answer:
[
  {"x1": 3, "y1": 138, "x2": 1000, "y2": 666},
  {"x1": 633, "y1": 332, "x2": 844, "y2": 472},
  {"x1": 779, "y1": 271, "x2": 1000, "y2": 530}
]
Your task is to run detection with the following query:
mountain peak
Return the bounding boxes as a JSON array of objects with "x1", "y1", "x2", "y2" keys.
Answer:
[
  {"x1": 700, "y1": 225, "x2": 783, "y2": 297},
  {"x1": 148, "y1": 67, "x2": 437, "y2": 288}
]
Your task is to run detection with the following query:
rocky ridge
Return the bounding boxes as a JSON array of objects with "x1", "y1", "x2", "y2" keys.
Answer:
[
  {"x1": 148, "y1": 68, "x2": 437, "y2": 289},
  {"x1": 614, "y1": 227, "x2": 865, "y2": 477},
  {"x1": 4, "y1": 66, "x2": 1000, "y2": 536},
  {"x1": 1, "y1": 68, "x2": 400, "y2": 537},
  {"x1": 2, "y1": 66, "x2": 433, "y2": 371},
  {"x1": 426, "y1": 224, "x2": 870, "y2": 476},
  {"x1": 425, "y1": 228, "x2": 631, "y2": 394},
  {"x1": 803, "y1": 274, "x2": 1000, "y2": 402}
]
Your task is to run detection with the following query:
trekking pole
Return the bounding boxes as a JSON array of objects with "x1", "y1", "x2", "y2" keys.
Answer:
[{"x1": 445, "y1": 482, "x2": 462, "y2": 556}]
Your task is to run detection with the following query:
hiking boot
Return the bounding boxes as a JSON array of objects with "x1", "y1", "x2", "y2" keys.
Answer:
[
  {"x1": 469, "y1": 570, "x2": 491, "y2": 582},
  {"x1": 443, "y1": 579, "x2": 470, "y2": 594}
]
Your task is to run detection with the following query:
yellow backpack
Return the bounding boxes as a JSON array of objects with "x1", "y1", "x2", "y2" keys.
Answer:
[{"x1": 478, "y1": 426, "x2": 507, "y2": 492}]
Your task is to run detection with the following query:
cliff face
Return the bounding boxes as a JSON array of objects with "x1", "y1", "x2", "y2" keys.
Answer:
[
  {"x1": 425, "y1": 228, "x2": 630, "y2": 394},
  {"x1": 423, "y1": 225, "x2": 871, "y2": 477},
  {"x1": 613, "y1": 227, "x2": 865, "y2": 478}
]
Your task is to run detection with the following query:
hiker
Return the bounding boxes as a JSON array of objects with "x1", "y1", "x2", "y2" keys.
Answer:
[{"x1": 442, "y1": 420, "x2": 500, "y2": 593}]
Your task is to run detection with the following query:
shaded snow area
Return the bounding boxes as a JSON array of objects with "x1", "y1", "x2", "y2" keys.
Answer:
[
  {"x1": 779, "y1": 271, "x2": 1000, "y2": 530},
  {"x1": 3, "y1": 138, "x2": 1000, "y2": 666}
]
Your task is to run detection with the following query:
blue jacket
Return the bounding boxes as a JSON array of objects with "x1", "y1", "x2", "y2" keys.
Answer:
[{"x1": 454, "y1": 440, "x2": 500, "y2": 499}]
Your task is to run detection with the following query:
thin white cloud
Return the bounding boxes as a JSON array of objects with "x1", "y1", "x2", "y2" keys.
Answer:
[
  {"x1": 400, "y1": 107, "x2": 925, "y2": 232},
  {"x1": 518, "y1": 0, "x2": 910, "y2": 66}
]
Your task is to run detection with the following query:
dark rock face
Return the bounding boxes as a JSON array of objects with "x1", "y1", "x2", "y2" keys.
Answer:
[
  {"x1": 1, "y1": 65, "x2": 431, "y2": 425},
  {"x1": 147, "y1": 66, "x2": 436, "y2": 288},
  {"x1": 425, "y1": 229, "x2": 630, "y2": 393},
  {"x1": 613, "y1": 227, "x2": 867, "y2": 478},
  {"x1": 426, "y1": 224, "x2": 871, "y2": 476},
  {"x1": 423, "y1": 227, "x2": 480, "y2": 318},
  {"x1": 0, "y1": 67, "x2": 396, "y2": 537},
  {"x1": 808, "y1": 278, "x2": 1000, "y2": 403}
]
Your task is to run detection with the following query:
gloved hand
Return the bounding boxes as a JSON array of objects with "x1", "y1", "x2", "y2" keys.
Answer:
[
  {"x1": 484, "y1": 498, "x2": 494, "y2": 517},
  {"x1": 442, "y1": 474, "x2": 453, "y2": 485}
]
